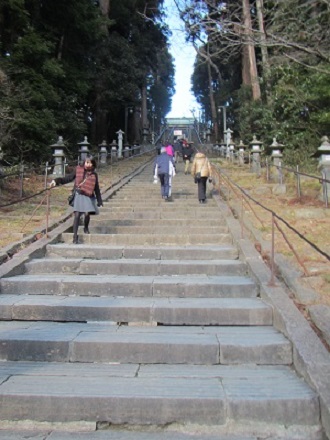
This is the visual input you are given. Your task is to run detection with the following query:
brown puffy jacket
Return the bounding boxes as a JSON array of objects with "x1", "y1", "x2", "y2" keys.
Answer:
[{"x1": 191, "y1": 152, "x2": 212, "y2": 178}]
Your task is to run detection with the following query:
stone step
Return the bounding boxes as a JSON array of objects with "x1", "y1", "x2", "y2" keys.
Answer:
[
  {"x1": 24, "y1": 258, "x2": 246, "y2": 276},
  {"x1": 100, "y1": 206, "x2": 220, "y2": 213},
  {"x1": 82, "y1": 226, "x2": 228, "y2": 235},
  {"x1": 92, "y1": 218, "x2": 221, "y2": 227},
  {"x1": 0, "y1": 274, "x2": 258, "y2": 298},
  {"x1": 0, "y1": 160, "x2": 323, "y2": 439},
  {"x1": 45, "y1": 244, "x2": 239, "y2": 260},
  {"x1": 0, "y1": 322, "x2": 292, "y2": 364},
  {"x1": 111, "y1": 194, "x2": 198, "y2": 200},
  {"x1": 0, "y1": 362, "x2": 318, "y2": 430},
  {"x1": 97, "y1": 211, "x2": 221, "y2": 220},
  {"x1": 106, "y1": 200, "x2": 211, "y2": 206},
  {"x1": 60, "y1": 233, "x2": 233, "y2": 246},
  {"x1": 0, "y1": 295, "x2": 272, "y2": 325},
  {"x1": 0, "y1": 428, "x2": 261, "y2": 440}
]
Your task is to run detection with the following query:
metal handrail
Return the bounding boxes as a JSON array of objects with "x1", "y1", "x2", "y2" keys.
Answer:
[{"x1": 212, "y1": 164, "x2": 330, "y2": 285}]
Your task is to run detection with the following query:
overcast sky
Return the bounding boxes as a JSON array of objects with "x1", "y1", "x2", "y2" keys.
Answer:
[{"x1": 163, "y1": 0, "x2": 200, "y2": 118}]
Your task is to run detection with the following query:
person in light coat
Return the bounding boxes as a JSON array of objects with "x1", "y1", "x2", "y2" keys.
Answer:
[
  {"x1": 191, "y1": 151, "x2": 212, "y2": 203},
  {"x1": 153, "y1": 147, "x2": 176, "y2": 200}
]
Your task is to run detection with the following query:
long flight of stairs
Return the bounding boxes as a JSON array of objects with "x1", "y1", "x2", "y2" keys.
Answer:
[{"x1": 0, "y1": 159, "x2": 324, "y2": 439}]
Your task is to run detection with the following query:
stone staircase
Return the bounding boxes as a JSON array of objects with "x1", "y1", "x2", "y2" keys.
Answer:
[{"x1": 0, "y1": 160, "x2": 324, "y2": 439}]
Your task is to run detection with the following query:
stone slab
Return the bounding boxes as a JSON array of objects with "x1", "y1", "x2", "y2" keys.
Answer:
[
  {"x1": 0, "y1": 274, "x2": 258, "y2": 298},
  {"x1": 0, "y1": 363, "x2": 319, "y2": 427},
  {"x1": 0, "y1": 430, "x2": 257, "y2": 440},
  {"x1": 45, "y1": 244, "x2": 239, "y2": 261},
  {"x1": 25, "y1": 258, "x2": 247, "y2": 276},
  {"x1": 0, "y1": 295, "x2": 272, "y2": 325},
  {"x1": 0, "y1": 323, "x2": 291, "y2": 364},
  {"x1": 60, "y1": 233, "x2": 233, "y2": 246}
]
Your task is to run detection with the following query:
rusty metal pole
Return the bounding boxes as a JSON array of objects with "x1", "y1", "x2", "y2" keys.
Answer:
[
  {"x1": 19, "y1": 164, "x2": 24, "y2": 198},
  {"x1": 241, "y1": 194, "x2": 244, "y2": 238},
  {"x1": 46, "y1": 189, "x2": 50, "y2": 237},
  {"x1": 268, "y1": 212, "x2": 276, "y2": 286},
  {"x1": 296, "y1": 165, "x2": 301, "y2": 199}
]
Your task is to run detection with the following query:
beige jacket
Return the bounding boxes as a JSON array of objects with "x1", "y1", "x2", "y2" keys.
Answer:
[{"x1": 191, "y1": 152, "x2": 212, "y2": 178}]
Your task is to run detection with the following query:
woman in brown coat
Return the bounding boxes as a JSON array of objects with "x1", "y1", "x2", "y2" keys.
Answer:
[{"x1": 191, "y1": 151, "x2": 212, "y2": 203}]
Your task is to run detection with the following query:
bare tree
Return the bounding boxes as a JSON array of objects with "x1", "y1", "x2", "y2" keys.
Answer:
[{"x1": 175, "y1": 0, "x2": 330, "y2": 76}]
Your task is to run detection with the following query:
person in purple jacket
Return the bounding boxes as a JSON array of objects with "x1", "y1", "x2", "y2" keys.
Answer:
[{"x1": 153, "y1": 147, "x2": 176, "y2": 200}]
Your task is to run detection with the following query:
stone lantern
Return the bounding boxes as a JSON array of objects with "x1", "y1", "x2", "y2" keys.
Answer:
[
  {"x1": 312, "y1": 135, "x2": 330, "y2": 204},
  {"x1": 78, "y1": 136, "x2": 90, "y2": 162},
  {"x1": 229, "y1": 139, "x2": 236, "y2": 163},
  {"x1": 269, "y1": 137, "x2": 285, "y2": 183},
  {"x1": 213, "y1": 142, "x2": 220, "y2": 156},
  {"x1": 269, "y1": 137, "x2": 285, "y2": 167},
  {"x1": 237, "y1": 140, "x2": 247, "y2": 166},
  {"x1": 142, "y1": 126, "x2": 149, "y2": 144},
  {"x1": 98, "y1": 140, "x2": 108, "y2": 165},
  {"x1": 219, "y1": 139, "x2": 226, "y2": 158},
  {"x1": 250, "y1": 135, "x2": 263, "y2": 176},
  {"x1": 132, "y1": 142, "x2": 140, "y2": 156},
  {"x1": 50, "y1": 136, "x2": 66, "y2": 177},
  {"x1": 206, "y1": 128, "x2": 212, "y2": 144},
  {"x1": 124, "y1": 143, "x2": 130, "y2": 158},
  {"x1": 110, "y1": 139, "x2": 118, "y2": 160}
]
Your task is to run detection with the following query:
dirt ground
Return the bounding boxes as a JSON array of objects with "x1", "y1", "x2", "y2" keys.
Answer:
[{"x1": 212, "y1": 159, "x2": 330, "y2": 308}]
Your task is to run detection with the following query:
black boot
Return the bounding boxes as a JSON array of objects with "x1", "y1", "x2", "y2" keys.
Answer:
[
  {"x1": 84, "y1": 214, "x2": 90, "y2": 234},
  {"x1": 73, "y1": 212, "x2": 81, "y2": 244}
]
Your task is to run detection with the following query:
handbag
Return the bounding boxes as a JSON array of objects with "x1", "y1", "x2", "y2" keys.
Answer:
[
  {"x1": 194, "y1": 172, "x2": 201, "y2": 184},
  {"x1": 68, "y1": 176, "x2": 87, "y2": 206},
  {"x1": 68, "y1": 188, "x2": 76, "y2": 206},
  {"x1": 194, "y1": 158, "x2": 207, "y2": 183}
]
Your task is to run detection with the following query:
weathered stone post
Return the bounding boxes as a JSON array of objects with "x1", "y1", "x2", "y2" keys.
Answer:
[
  {"x1": 312, "y1": 135, "x2": 330, "y2": 205},
  {"x1": 116, "y1": 129, "x2": 124, "y2": 158},
  {"x1": 224, "y1": 128, "x2": 233, "y2": 160},
  {"x1": 229, "y1": 139, "x2": 236, "y2": 163}
]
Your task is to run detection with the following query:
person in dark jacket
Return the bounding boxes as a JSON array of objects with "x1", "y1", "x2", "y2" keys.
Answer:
[
  {"x1": 173, "y1": 141, "x2": 182, "y2": 163},
  {"x1": 182, "y1": 142, "x2": 194, "y2": 174},
  {"x1": 50, "y1": 157, "x2": 103, "y2": 244},
  {"x1": 153, "y1": 147, "x2": 176, "y2": 200}
]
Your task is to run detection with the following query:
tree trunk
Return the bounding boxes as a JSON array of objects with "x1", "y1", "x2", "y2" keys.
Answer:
[
  {"x1": 99, "y1": 0, "x2": 110, "y2": 33},
  {"x1": 207, "y1": 54, "x2": 218, "y2": 142},
  {"x1": 141, "y1": 82, "x2": 149, "y2": 137},
  {"x1": 256, "y1": 0, "x2": 270, "y2": 97},
  {"x1": 57, "y1": 34, "x2": 64, "y2": 61},
  {"x1": 99, "y1": 0, "x2": 110, "y2": 16},
  {"x1": 242, "y1": 0, "x2": 261, "y2": 100}
]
